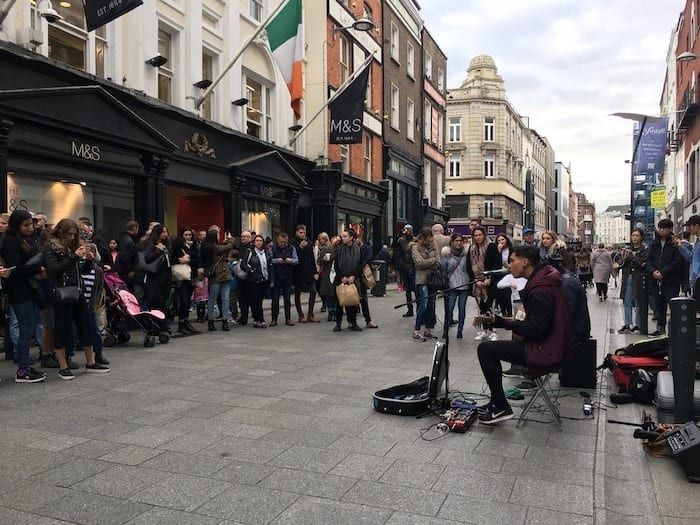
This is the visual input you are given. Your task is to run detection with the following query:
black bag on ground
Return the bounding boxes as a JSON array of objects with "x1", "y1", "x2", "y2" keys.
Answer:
[
  {"x1": 615, "y1": 336, "x2": 669, "y2": 358},
  {"x1": 373, "y1": 376, "x2": 430, "y2": 416}
]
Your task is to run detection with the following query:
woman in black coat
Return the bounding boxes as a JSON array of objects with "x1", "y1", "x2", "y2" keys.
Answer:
[
  {"x1": 141, "y1": 224, "x2": 172, "y2": 333},
  {"x1": 44, "y1": 218, "x2": 110, "y2": 380},
  {"x1": 170, "y1": 227, "x2": 199, "y2": 335},
  {"x1": 0, "y1": 210, "x2": 46, "y2": 383},
  {"x1": 240, "y1": 234, "x2": 273, "y2": 328}
]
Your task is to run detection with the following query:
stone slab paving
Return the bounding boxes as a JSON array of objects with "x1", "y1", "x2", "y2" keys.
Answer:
[{"x1": 0, "y1": 283, "x2": 698, "y2": 524}]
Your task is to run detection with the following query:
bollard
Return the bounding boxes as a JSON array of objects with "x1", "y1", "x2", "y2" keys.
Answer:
[
  {"x1": 669, "y1": 297, "x2": 696, "y2": 423},
  {"x1": 371, "y1": 260, "x2": 387, "y2": 297},
  {"x1": 638, "y1": 273, "x2": 649, "y2": 335}
]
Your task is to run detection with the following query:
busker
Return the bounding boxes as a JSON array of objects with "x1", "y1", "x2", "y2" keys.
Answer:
[{"x1": 476, "y1": 245, "x2": 573, "y2": 425}]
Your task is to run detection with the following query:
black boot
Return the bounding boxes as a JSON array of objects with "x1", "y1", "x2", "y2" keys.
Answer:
[
  {"x1": 184, "y1": 320, "x2": 200, "y2": 334},
  {"x1": 178, "y1": 321, "x2": 188, "y2": 334},
  {"x1": 94, "y1": 352, "x2": 110, "y2": 365},
  {"x1": 208, "y1": 321, "x2": 216, "y2": 331},
  {"x1": 222, "y1": 320, "x2": 230, "y2": 331}
]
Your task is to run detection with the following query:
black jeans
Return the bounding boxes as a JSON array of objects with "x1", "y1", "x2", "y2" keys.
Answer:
[
  {"x1": 495, "y1": 287, "x2": 513, "y2": 317},
  {"x1": 173, "y1": 280, "x2": 193, "y2": 320},
  {"x1": 653, "y1": 281, "x2": 680, "y2": 328},
  {"x1": 272, "y1": 279, "x2": 293, "y2": 321},
  {"x1": 294, "y1": 281, "x2": 317, "y2": 317},
  {"x1": 237, "y1": 280, "x2": 252, "y2": 323},
  {"x1": 595, "y1": 282, "x2": 608, "y2": 298},
  {"x1": 248, "y1": 281, "x2": 267, "y2": 323},
  {"x1": 477, "y1": 340, "x2": 527, "y2": 409}
]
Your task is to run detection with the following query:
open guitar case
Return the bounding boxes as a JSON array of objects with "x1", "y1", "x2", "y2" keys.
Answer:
[{"x1": 373, "y1": 341, "x2": 449, "y2": 416}]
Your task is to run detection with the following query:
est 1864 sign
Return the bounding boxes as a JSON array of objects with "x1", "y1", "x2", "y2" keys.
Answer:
[{"x1": 83, "y1": 0, "x2": 143, "y2": 32}]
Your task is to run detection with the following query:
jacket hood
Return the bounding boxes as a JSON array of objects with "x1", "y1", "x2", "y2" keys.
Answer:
[
  {"x1": 441, "y1": 245, "x2": 466, "y2": 257},
  {"x1": 527, "y1": 265, "x2": 563, "y2": 291}
]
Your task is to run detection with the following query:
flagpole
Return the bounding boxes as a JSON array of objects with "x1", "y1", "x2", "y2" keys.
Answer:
[
  {"x1": 289, "y1": 50, "x2": 376, "y2": 146},
  {"x1": 195, "y1": 0, "x2": 290, "y2": 109}
]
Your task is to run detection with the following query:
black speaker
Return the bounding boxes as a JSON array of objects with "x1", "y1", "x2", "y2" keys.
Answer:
[
  {"x1": 667, "y1": 422, "x2": 700, "y2": 483},
  {"x1": 560, "y1": 338, "x2": 597, "y2": 389}
]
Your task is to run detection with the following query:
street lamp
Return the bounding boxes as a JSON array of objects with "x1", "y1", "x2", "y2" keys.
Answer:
[
  {"x1": 333, "y1": 18, "x2": 376, "y2": 34},
  {"x1": 677, "y1": 51, "x2": 699, "y2": 62}
]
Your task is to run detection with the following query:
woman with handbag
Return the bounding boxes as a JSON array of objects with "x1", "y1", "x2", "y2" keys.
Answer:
[
  {"x1": 411, "y1": 227, "x2": 439, "y2": 341},
  {"x1": 44, "y1": 218, "x2": 110, "y2": 380},
  {"x1": 440, "y1": 234, "x2": 469, "y2": 339},
  {"x1": 141, "y1": 224, "x2": 172, "y2": 335},
  {"x1": 332, "y1": 229, "x2": 363, "y2": 333},
  {"x1": 201, "y1": 226, "x2": 235, "y2": 331},
  {"x1": 170, "y1": 227, "x2": 199, "y2": 335},
  {"x1": 494, "y1": 234, "x2": 514, "y2": 318},
  {"x1": 0, "y1": 210, "x2": 47, "y2": 382},
  {"x1": 466, "y1": 226, "x2": 501, "y2": 341},
  {"x1": 240, "y1": 234, "x2": 272, "y2": 328}
]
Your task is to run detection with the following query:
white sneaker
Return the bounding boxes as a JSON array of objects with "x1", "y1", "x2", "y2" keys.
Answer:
[
  {"x1": 474, "y1": 331, "x2": 486, "y2": 341},
  {"x1": 488, "y1": 332, "x2": 499, "y2": 341}
]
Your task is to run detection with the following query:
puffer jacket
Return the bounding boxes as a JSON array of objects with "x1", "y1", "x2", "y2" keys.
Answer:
[
  {"x1": 440, "y1": 245, "x2": 469, "y2": 291},
  {"x1": 411, "y1": 241, "x2": 438, "y2": 285}
]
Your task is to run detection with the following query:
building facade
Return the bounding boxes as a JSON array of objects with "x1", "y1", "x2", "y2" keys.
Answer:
[
  {"x1": 595, "y1": 209, "x2": 628, "y2": 246},
  {"x1": 445, "y1": 55, "x2": 526, "y2": 241},
  {"x1": 576, "y1": 192, "x2": 595, "y2": 246},
  {"x1": 553, "y1": 161, "x2": 572, "y2": 238}
]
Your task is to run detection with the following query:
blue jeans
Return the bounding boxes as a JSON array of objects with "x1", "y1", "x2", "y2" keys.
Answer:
[
  {"x1": 623, "y1": 275, "x2": 640, "y2": 327},
  {"x1": 8, "y1": 304, "x2": 42, "y2": 351},
  {"x1": 208, "y1": 280, "x2": 231, "y2": 320},
  {"x1": 445, "y1": 289, "x2": 469, "y2": 331},
  {"x1": 11, "y1": 300, "x2": 40, "y2": 372},
  {"x1": 415, "y1": 284, "x2": 436, "y2": 331}
]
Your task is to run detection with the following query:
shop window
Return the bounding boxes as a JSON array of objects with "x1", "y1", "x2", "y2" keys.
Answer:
[
  {"x1": 158, "y1": 30, "x2": 173, "y2": 104},
  {"x1": 242, "y1": 200, "x2": 281, "y2": 240},
  {"x1": 245, "y1": 76, "x2": 272, "y2": 140}
]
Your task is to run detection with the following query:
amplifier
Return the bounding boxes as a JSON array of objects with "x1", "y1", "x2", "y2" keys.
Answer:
[{"x1": 666, "y1": 422, "x2": 700, "y2": 483}]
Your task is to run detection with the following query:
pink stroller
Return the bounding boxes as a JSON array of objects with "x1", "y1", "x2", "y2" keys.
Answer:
[{"x1": 103, "y1": 272, "x2": 169, "y2": 347}]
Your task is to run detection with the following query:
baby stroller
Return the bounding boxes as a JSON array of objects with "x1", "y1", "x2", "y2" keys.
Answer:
[{"x1": 103, "y1": 272, "x2": 170, "y2": 347}]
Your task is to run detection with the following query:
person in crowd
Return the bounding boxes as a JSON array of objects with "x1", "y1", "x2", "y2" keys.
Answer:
[
  {"x1": 317, "y1": 232, "x2": 336, "y2": 321},
  {"x1": 171, "y1": 227, "x2": 200, "y2": 335},
  {"x1": 201, "y1": 226, "x2": 235, "y2": 331},
  {"x1": 539, "y1": 230, "x2": 574, "y2": 270},
  {"x1": 356, "y1": 233, "x2": 379, "y2": 329},
  {"x1": 44, "y1": 218, "x2": 110, "y2": 380},
  {"x1": 679, "y1": 216, "x2": 700, "y2": 294},
  {"x1": 269, "y1": 232, "x2": 298, "y2": 326},
  {"x1": 647, "y1": 218, "x2": 683, "y2": 336},
  {"x1": 477, "y1": 246, "x2": 573, "y2": 424},
  {"x1": 611, "y1": 248, "x2": 623, "y2": 289},
  {"x1": 591, "y1": 242, "x2": 614, "y2": 301},
  {"x1": 522, "y1": 228, "x2": 538, "y2": 248},
  {"x1": 0, "y1": 210, "x2": 47, "y2": 382},
  {"x1": 494, "y1": 234, "x2": 514, "y2": 318},
  {"x1": 290, "y1": 225, "x2": 320, "y2": 323},
  {"x1": 193, "y1": 273, "x2": 209, "y2": 323},
  {"x1": 116, "y1": 220, "x2": 140, "y2": 287},
  {"x1": 316, "y1": 232, "x2": 332, "y2": 314},
  {"x1": 618, "y1": 228, "x2": 647, "y2": 334},
  {"x1": 676, "y1": 230, "x2": 693, "y2": 296},
  {"x1": 78, "y1": 217, "x2": 109, "y2": 262},
  {"x1": 466, "y1": 225, "x2": 501, "y2": 341},
  {"x1": 227, "y1": 251, "x2": 240, "y2": 322},
  {"x1": 332, "y1": 229, "x2": 363, "y2": 332},
  {"x1": 140, "y1": 224, "x2": 172, "y2": 333},
  {"x1": 411, "y1": 227, "x2": 439, "y2": 341},
  {"x1": 105, "y1": 238, "x2": 119, "y2": 272},
  {"x1": 81, "y1": 243, "x2": 110, "y2": 366},
  {"x1": 236, "y1": 231, "x2": 253, "y2": 325},
  {"x1": 392, "y1": 224, "x2": 415, "y2": 317},
  {"x1": 432, "y1": 223, "x2": 451, "y2": 252},
  {"x1": 239, "y1": 234, "x2": 272, "y2": 328},
  {"x1": 576, "y1": 246, "x2": 593, "y2": 289},
  {"x1": 440, "y1": 233, "x2": 469, "y2": 338}
]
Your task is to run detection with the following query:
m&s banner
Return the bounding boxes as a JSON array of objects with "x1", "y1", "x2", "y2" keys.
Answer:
[{"x1": 83, "y1": 0, "x2": 143, "y2": 32}]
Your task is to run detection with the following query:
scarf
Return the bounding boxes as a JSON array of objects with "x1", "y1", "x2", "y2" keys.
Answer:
[
  {"x1": 336, "y1": 242, "x2": 360, "y2": 277},
  {"x1": 255, "y1": 248, "x2": 268, "y2": 280}
]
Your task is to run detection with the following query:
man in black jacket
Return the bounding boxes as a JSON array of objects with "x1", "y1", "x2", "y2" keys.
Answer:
[
  {"x1": 269, "y1": 232, "x2": 298, "y2": 326},
  {"x1": 646, "y1": 218, "x2": 683, "y2": 336},
  {"x1": 290, "y1": 225, "x2": 320, "y2": 323},
  {"x1": 116, "y1": 220, "x2": 140, "y2": 287}
]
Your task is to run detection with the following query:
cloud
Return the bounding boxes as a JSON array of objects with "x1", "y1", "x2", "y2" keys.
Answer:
[{"x1": 422, "y1": 0, "x2": 680, "y2": 212}]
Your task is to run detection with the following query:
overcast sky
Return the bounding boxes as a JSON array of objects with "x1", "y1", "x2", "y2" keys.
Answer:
[{"x1": 420, "y1": 0, "x2": 681, "y2": 212}]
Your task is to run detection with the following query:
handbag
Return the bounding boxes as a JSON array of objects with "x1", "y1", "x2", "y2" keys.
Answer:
[
  {"x1": 135, "y1": 251, "x2": 163, "y2": 275},
  {"x1": 171, "y1": 263, "x2": 191, "y2": 282},
  {"x1": 428, "y1": 265, "x2": 449, "y2": 291},
  {"x1": 336, "y1": 282, "x2": 360, "y2": 307},
  {"x1": 232, "y1": 251, "x2": 251, "y2": 280},
  {"x1": 362, "y1": 264, "x2": 376, "y2": 289},
  {"x1": 54, "y1": 262, "x2": 81, "y2": 304}
]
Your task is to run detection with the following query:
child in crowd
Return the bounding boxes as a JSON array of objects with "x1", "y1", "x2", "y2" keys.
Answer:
[{"x1": 193, "y1": 274, "x2": 209, "y2": 322}]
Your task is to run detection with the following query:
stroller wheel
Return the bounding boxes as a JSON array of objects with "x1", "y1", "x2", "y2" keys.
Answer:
[
  {"x1": 103, "y1": 335, "x2": 117, "y2": 347},
  {"x1": 158, "y1": 333, "x2": 170, "y2": 344},
  {"x1": 117, "y1": 332, "x2": 131, "y2": 344},
  {"x1": 144, "y1": 335, "x2": 156, "y2": 347}
]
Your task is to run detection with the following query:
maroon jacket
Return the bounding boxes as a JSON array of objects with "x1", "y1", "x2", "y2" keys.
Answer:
[{"x1": 504, "y1": 265, "x2": 573, "y2": 372}]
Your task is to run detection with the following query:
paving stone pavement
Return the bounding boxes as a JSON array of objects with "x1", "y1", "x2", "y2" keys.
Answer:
[{"x1": 0, "y1": 282, "x2": 699, "y2": 524}]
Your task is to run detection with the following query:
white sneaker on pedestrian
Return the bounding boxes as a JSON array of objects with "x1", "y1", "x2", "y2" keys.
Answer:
[
  {"x1": 488, "y1": 332, "x2": 498, "y2": 341},
  {"x1": 474, "y1": 331, "x2": 486, "y2": 341}
]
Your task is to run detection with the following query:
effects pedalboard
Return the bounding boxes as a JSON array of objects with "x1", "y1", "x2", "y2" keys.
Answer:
[{"x1": 438, "y1": 401, "x2": 478, "y2": 433}]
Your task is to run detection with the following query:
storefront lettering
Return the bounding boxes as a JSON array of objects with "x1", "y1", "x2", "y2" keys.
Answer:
[
  {"x1": 71, "y1": 141, "x2": 101, "y2": 161},
  {"x1": 7, "y1": 198, "x2": 29, "y2": 212}
]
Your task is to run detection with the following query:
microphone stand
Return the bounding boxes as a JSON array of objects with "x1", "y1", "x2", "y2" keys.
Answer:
[{"x1": 399, "y1": 273, "x2": 504, "y2": 419}]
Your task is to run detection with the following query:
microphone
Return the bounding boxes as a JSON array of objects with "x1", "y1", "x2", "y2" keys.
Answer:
[{"x1": 482, "y1": 268, "x2": 508, "y2": 276}]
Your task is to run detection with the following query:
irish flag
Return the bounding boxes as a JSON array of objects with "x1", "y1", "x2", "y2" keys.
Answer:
[{"x1": 266, "y1": 0, "x2": 303, "y2": 119}]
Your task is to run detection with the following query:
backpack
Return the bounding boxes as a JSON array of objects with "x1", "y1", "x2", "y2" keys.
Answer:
[{"x1": 614, "y1": 336, "x2": 669, "y2": 358}]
